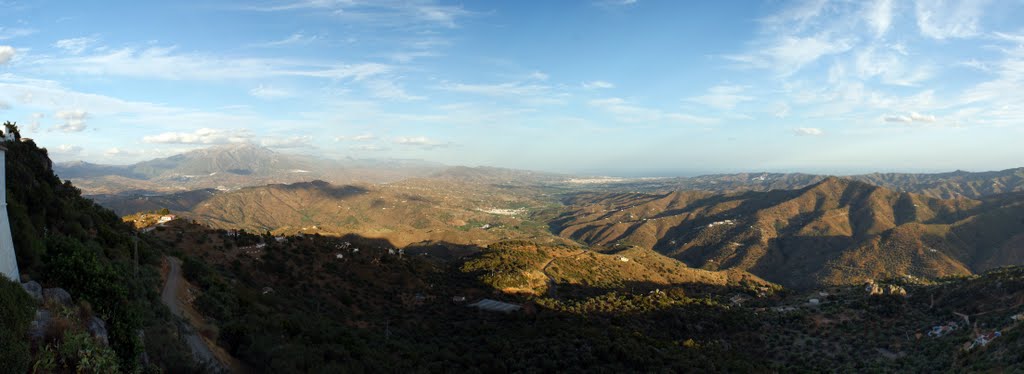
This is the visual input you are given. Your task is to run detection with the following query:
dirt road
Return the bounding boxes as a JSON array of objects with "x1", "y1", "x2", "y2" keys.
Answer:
[{"x1": 161, "y1": 256, "x2": 223, "y2": 371}]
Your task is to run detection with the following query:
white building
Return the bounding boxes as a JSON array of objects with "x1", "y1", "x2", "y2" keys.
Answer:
[{"x1": 0, "y1": 146, "x2": 19, "y2": 281}]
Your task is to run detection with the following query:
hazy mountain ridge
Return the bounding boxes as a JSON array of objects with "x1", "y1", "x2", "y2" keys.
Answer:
[
  {"x1": 561, "y1": 168, "x2": 1024, "y2": 200},
  {"x1": 54, "y1": 143, "x2": 447, "y2": 194}
]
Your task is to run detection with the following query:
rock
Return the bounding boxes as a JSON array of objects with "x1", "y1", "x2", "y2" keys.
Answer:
[
  {"x1": 21, "y1": 281, "x2": 42, "y2": 302},
  {"x1": 28, "y1": 309, "x2": 53, "y2": 341},
  {"x1": 87, "y1": 317, "x2": 109, "y2": 346},
  {"x1": 43, "y1": 288, "x2": 73, "y2": 306}
]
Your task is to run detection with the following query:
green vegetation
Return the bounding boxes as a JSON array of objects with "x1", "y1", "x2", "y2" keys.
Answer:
[
  {"x1": 0, "y1": 277, "x2": 35, "y2": 372},
  {"x1": 2, "y1": 134, "x2": 198, "y2": 371}
]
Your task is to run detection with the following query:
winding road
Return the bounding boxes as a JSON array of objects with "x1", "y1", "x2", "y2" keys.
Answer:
[{"x1": 161, "y1": 256, "x2": 224, "y2": 371}]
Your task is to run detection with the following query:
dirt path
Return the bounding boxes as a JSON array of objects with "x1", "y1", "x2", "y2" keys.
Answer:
[{"x1": 161, "y1": 256, "x2": 226, "y2": 372}]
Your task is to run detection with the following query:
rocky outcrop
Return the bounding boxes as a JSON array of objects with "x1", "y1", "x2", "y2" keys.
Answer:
[
  {"x1": 87, "y1": 317, "x2": 109, "y2": 346},
  {"x1": 864, "y1": 281, "x2": 908, "y2": 297},
  {"x1": 21, "y1": 281, "x2": 42, "y2": 302},
  {"x1": 43, "y1": 287, "x2": 72, "y2": 306}
]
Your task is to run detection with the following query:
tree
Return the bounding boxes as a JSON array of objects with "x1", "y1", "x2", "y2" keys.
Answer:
[{"x1": 3, "y1": 121, "x2": 20, "y2": 140}]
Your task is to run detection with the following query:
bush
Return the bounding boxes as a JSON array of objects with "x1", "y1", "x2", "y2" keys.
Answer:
[{"x1": 0, "y1": 277, "x2": 35, "y2": 372}]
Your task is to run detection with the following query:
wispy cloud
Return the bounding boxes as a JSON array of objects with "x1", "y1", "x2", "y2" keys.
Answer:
[
  {"x1": 728, "y1": 36, "x2": 855, "y2": 76},
  {"x1": 0, "y1": 27, "x2": 34, "y2": 40},
  {"x1": 687, "y1": 85, "x2": 753, "y2": 110},
  {"x1": 793, "y1": 127, "x2": 824, "y2": 136},
  {"x1": 249, "y1": 85, "x2": 293, "y2": 99},
  {"x1": 337, "y1": 133, "x2": 377, "y2": 142},
  {"x1": 28, "y1": 46, "x2": 391, "y2": 81},
  {"x1": 366, "y1": 79, "x2": 425, "y2": 100},
  {"x1": 883, "y1": 112, "x2": 937, "y2": 123},
  {"x1": 54, "y1": 37, "x2": 98, "y2": 54},
  {"x1": 249, "y1": 33, "x2": 317, "y2": 48},
  {"x1": 246, "y1": 0, "x2": 473, "y2": 29},
  {"x1": 589, "y1": 97, "x2": 718, "y2": 125},
  {"x1": 915, "y1": 0, "x2": 987, "y2": 40},
  {"x1": 582, "y1": 80, "x2": 614, "y2": 89}
]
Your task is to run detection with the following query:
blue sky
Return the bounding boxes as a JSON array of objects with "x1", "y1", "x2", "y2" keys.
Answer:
[{"x1": 1, "y1": 0, "x2": 1023, "y2": 176}]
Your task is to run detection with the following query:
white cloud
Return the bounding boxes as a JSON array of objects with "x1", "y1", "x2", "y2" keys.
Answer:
[
  {"x1": 528, "y1": 71, "x2": 549, "y2": 81},
  {"x1": 440, "y1": 81, "x2": 549, "y2": 97},
  {"x1": 0, "y1": 27, "x2": 34, "y2": 40},
  {"x1": 143, "y1": 128, "x2": 250, "y2": 144},
  {"x1": 0, "y1": 45, "x2": 14, "y2": 65},
  {"x1": 54, "y1": 37, "x2": 97, "y2": 54},
  {"x1": 853, "y1": 46, "x2": 933, "y2": 86},
  {"x1": 366, "y1": 79, "x2": 424, "y2": 100},
  {"x1": 29, "y1": 46, "x2": 391, "y2": 81},
  {"x1": 793, "y1": 127, "x2": 824, "y2": 136},
  {"x1": 865, "y1": 0, "x2": 893, "y2": 37},
  {"x1": 54, "y1": 144, "x2": 82, "y2": 155},
  {"x1": 688, "y1": 85, "x2": 753, "y2": 110},
  {"x1": 883, "y1": 112, "x2": 937, "y2": 123},
  {"x1": 261, "y1": 135, "x2": 312, "y2": 148},
  {"x1": 0, "y1": 100, "x2": 9, "y2": 110},
  {"x1": 249, "y1": 85, "x2": 293, "y2": 99},
  {"x1": 582, "y1": 80, "x2": 614, "y2": 89},
  {"x1": 54, "y1": 109, "x2": 88, "y2": 132},
  {"x1": 248, "y1": 1, "x2": 472, "y2": 29},
  {"x1": 915, "y1": 0, "x2": 986, "y2": 40},
  {"x1": 728, "y1": 36, "x2": 854, "y2": 75},
  {"x1": 351, "y1": 144, "x2": 387, "y2": 152},
  {"x1": 105, "y1": 147, "x2": 141, "y2": 157},
  {"x1": 589, "y1": 97, "x2": 719, "y2": 125},
  {"x1": 250, "y1": 33, "x2": 317, "y2": 48},
  {"x1": 393, "y1": 136, "x2": 449, "y2": 149},
  {"x1": 336, "y1": 133, "x2": 377, "y2": 142}
]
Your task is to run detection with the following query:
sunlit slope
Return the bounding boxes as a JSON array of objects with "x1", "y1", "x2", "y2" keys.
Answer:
[
  {"x1": 189, "y1": 179, "x2": 567, "y2": 247},
  {"x1": 460, "y1": 241, "x2": 771, "y2": 295}
]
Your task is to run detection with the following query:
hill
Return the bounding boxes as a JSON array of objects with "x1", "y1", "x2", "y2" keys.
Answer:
[{"x1": 554, "y1": 177, "x2": 1024, "y2": 288}]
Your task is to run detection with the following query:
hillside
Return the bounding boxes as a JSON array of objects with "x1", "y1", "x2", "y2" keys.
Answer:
[
  {"x1": 460, "y1": 241, "x2": 772, "y2": 296},
  {"x1": 147, "y1": 215, "x2": 1024, "y2": 372},
  {"x1": 186, "y1": 179, "x2": 569, "y2": 247},
  {"x1": 554, "y1": 177, "x2": 1024, "y2": 288},
  {"x1": 0, "y1": 132, "x2": 200, "y2": 371}
]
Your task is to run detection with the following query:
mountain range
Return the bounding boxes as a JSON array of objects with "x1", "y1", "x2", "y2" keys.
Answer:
[
  {"x1": 54, "y1": 143, "x2": 444, "y2": 194},
  {"x1": 53, "y1": 144, "x2": 1024, "y2": 289},
  {"x1": 553, "y1": 177, "x2": 1024, "y2": 288}
]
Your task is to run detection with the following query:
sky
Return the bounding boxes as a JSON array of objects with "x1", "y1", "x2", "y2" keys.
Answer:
[{"x1": 1, "y1": 0, "x2": 1023, "y2": 176}]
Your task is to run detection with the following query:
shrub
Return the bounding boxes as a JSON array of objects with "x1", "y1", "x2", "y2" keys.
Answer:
[{"x1": 0, "y1": 276, "x2": 35, "y2": 372}]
